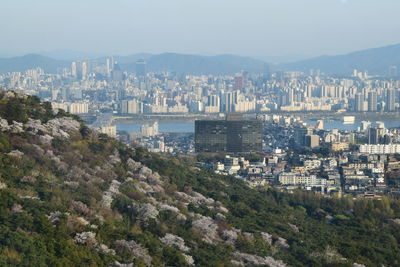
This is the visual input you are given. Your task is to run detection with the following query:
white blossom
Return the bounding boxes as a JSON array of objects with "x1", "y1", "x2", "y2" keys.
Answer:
[
  {"x1": 114, "y1": 240, "x2": 152, "y2": 266},
  {"x1": 7, "y1": 150, "x2": 24, "y2": 158},
  {"x1": 10, "y1": 121, "x2": 24, "y2": 133},
  {"x1": 159, "y1": 204, "x2": 179, "y2": 213},
  {"x1": 192, "y1": 215, "x2": 220, "y2": 244},
  {"x1": 160, "y1": 233, "x2": 189, "y2": 252},
  {"x1": 0, "y1": 118, "x2": 10, "y2": 132},
  {"x1": 182, "y1": 254, "x2": 195, "y2": 265},
  {"x1": 0, "y1": 182, "x2": 6, "y2": 189},
  {"x1": 261, "y1": 232, "x2": 273, "y2": 245},
  {"x1": 231, "y1": 252, "x2": 286, "y2": 267},
  {"x1": 74, "y1": 232, "x2": 98, "y2": 248}
]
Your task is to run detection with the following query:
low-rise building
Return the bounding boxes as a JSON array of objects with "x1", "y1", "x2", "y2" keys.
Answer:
[{"x1": 360, "y1": 144, "x2": 400, "y2": 154}]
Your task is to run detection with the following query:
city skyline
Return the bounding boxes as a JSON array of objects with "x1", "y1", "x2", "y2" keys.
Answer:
[
  {"x1": 2, "y1": 1, "x2": 400, "y2": 266},
  {"x1": 2, "y1": 0, "x2": 400, "y2": 59}
]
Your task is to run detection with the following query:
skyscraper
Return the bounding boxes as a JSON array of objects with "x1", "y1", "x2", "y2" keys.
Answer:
[
  {"x1": 287, "y1": 89, "x2": 294, "y2": 105},
  {"x1": 386, "y1": 89, "x2": 396, "y2": 112},
  {"x1": 71, "y1": 62, "x2": 77, "y2": 78},
  {"x1": 81, "y1": 61, "x2": 88, "y2": 80},
  {"x1": 71, "y1": 61, "x2": 83, "y2": 80},
  {"x1": 294, "y1": 127, "x2": 313, "y2": 146},
  {"x1": 355, "y1": 93, "x2": 364, "y2": 112},
  {"x1": 112, "y1": 62, "x2": 124, "y2": 82},
  {"x1": 120, "y1": 100, "x2": 142, "y2": 114},
  {"x1": 220, "y1": 91, "x2": 238, "y2": 112},
  {"x1": 234, "y1": 75, "x2": 245, "y2": 91},
  {"x1": 263, "y1": 63, "x2": 271, "y2": 81},
  {"x1": 368, "y1": 127, "x2": 385, "y2": 145},
  {"x1": 106, "y1": 57, "x2": 114, "y2": 77},
  {"x1": 368, "y1": 91, "x2": 377, "y2": 112},
  {"x1": 195, "y1": 115, "x2": 262, "y2": 153},
  {"x1": 305, "y1": 135, "x2": 320, "y2": 148},
  {"x1": 207, "y1": 95, "x2": 220, "y2": 107},
  {"x1": 368, "y1": 127, "x2": 379, "y2": 145}
]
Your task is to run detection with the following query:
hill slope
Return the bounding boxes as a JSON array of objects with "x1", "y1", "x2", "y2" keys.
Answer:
[
  {"x1": 280, "y1": 43, "x2": 400, "y2": 75},
  {"x1": 0, "y1": 91, "x2": 400, "y2": 266}
]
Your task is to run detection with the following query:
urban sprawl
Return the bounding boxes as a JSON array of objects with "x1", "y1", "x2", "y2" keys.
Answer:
[{"x1": 1, "y1": 58, "x2": 400, "y2": 198}]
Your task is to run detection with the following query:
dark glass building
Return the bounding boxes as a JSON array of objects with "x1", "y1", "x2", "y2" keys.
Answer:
[{"x1": 195, "y1": 115, "x2": 262, "y2": 153}]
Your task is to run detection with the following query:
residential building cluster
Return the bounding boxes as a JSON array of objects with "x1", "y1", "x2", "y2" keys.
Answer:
[
  {"x1": 0, "y1": 59, "x2": 399, "y2": 117},
  {"x1": 1, "y1": 58, "x2": 400, "y2": 197},
  {"x1": 196, "y1": 114, "x2": 400, "y2": 197}
]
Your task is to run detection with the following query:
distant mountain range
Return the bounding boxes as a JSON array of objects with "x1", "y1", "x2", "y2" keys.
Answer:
[
  {"x1": 120, "y1": 53, "x2": 268, "y2": 75},
  {"x1": 0, "y1": 53, "x2": 267, "y2": 75},
  {"x1": 38, "y1": 50, "x2": 106, "y2": 61},
  {"x1": 1, "y1": 43, "x2": 400, "y2": 75},
  {"x1": 279, "y1": 43, "x2": 400, "y2": 75},
  {"x1": 0, "y1": 54, "x2": 69, "y2": 74}
]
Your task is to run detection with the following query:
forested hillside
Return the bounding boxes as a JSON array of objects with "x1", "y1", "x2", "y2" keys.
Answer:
[{"x1": 0, "y1": 91, "x2": 400, "y2": 266}]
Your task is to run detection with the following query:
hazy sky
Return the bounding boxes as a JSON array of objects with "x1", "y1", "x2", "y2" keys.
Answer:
[{"x1": 1, "y1": 0, "x2": 400, "y2": 58}]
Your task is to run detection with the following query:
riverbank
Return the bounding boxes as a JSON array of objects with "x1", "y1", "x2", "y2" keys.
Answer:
[{"x1": 112, "y1": 111, "x2": 400, "y2": 125}]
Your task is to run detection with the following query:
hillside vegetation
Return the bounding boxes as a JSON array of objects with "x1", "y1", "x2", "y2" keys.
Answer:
[{"x1": 0, "y1": 91, "x2": 400, "y2": 266}]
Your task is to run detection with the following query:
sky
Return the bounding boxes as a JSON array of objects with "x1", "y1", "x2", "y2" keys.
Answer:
[{"x1": 1, "y1": 0, "x2": 400, "y2": 59}]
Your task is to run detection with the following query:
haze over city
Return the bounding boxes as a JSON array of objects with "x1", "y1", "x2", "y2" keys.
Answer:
[
  {"x1": 3, "y1": 1, "x2": 400, "y2": 266},
  {"x1": 2, "y1": 0, "x2": 400, "y2": 59}
]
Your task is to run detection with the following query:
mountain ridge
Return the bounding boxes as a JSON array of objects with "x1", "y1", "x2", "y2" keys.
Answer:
[
  {"x1": 0, "y1": 54, "x2": 69, "y2": 74},
  {"x1": 279, "y1": 43, "x2": 400, "y2": 75},
  {"x1": 1, "y1": 43, "x2": 400, "y2": 75},
  {"x1": 0, "y1": 53, "x2": 267, "y2": 75},
  {"x1": 121, "y1": 53, "x2": 268, "y2": 75}
]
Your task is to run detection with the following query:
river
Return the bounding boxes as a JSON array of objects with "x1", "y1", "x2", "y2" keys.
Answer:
[{"x1": 115, "y1": 119, "x2": 400, "y2": 134}]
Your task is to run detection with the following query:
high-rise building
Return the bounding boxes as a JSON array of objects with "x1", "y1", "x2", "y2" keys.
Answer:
[
  {"x1": 81, "y1": 61, "x2": 88, "y2": 80},
  {"x1": 112, "y1": 62, "x2": 124, "y2": 82},
  {"x1": 195, "y1": 114, "x2": 262, "y2": 153},
  {"x1": 263, "y1": 64, "x2": 271, "y2": 81},
  {"x1": 106, "y1": 57, "x2": 114, "y2": 77},
  {"x1": 234, "y1": 75, "x2": 245, "y2": 91},
  {"x1": 368, "y1": 127, "x2": 385, "y2": 145},
  {"x1": 71, "y1": 62, "x2": 77, "y2": 78},
  {"x1": 355, "y1": 93, "x2": 364, "y2": 112},
  {"x1": 140, "y1": 122, "x2": 158, "y2": 137},
  {"x1": 294, "y1": 127, "x2": 313, "y2": 146},
  {"x1": 287, "y1": 89, "x2": 294, "y2": 105},
  {"x1": 68, "y1": 102, "x2": 89, "y2": 114},
  {"x1": 316, "y1": 120, "x2": 324, "y2": 130},
  {"x1": 207, "y1": 95, "x2": 220, "y2": 107},
  {"x1": 99, "y1": 125, "x2": 117, "y2": 138},
  {"x1": 361, "y1": 121, "x2": 371, "y2": 131},
  {"x1": 136, "y1": 59, "x2": 146, "y2": 77},
  {"x1": 189, "y1": 101, "x2": 204, "y2": 113},
  {"x1": 386, "y1": 89, "x2": 396, "y2": 112},
  {"x1": 388, "y1": 66, "x2": 398, "y2": 77},
  {"x1": 120, "y1": 100, "x2": 142, "y2": 114},
  {"x1": 220, "y1": 91, "x2": 238, "y2": 112},
  {"x1": 71, "y1": 61, "x2": 84, "y2": 80},
  {"x1": 305, "y1": 135, "x2": 320, "y2": 148},
  {"x1": 368, "y1": 91, "x2": 377, "y2": 112}
]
